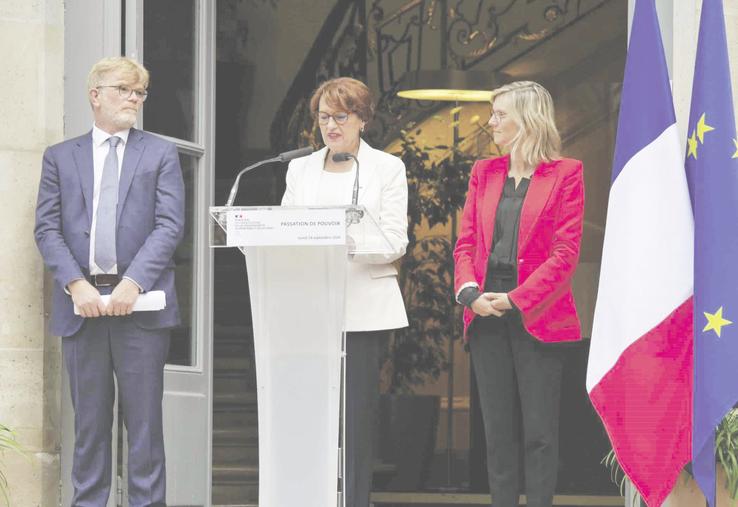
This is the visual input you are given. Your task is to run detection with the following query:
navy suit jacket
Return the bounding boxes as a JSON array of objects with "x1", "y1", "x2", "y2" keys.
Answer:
[{"x1": 35, "y1": 128, "x2": 185, "y2": 337}]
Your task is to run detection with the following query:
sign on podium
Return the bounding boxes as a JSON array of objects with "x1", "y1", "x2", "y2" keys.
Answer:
[{"x1": 209, "y1": 205, "x2": 393, "y2": 507}]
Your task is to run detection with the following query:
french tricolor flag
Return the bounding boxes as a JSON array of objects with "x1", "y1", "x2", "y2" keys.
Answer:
[{"x1": 586, "y1": 0, "x2": 694, "y2": 505}]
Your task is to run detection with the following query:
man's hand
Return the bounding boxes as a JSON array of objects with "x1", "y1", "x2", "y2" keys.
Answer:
[
  {"x1": 487, "y1": 292, "x2": 513, "y2": 312},
  {"x1": 68, "y1": 279, "x2": 106, "y2": 318},
  {"x1": 470, "y1": 293, "x2": 506, "y2": 317},
  {"x1": 105, "y1": 278, "x2": 141, "y2": 316}
]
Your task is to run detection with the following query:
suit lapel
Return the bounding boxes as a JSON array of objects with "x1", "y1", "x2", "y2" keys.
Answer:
[
  {"x1": 518, "y1": 160, "x2": 557, "y2": 252},
  {"x1": 303, "y1": 148, "x2": 327, "y2": 203},
  {"x1": 481, "y1": 157, "x2": 508, "y2": 254},
  {"x1": 73, "y1": 133, "x2": 95, "y2": 228},
  {"x1": 305, "y1": 143, "x2": 368, "y2": 204},
  {"x1": 356, "y1": 139, "x2": 371, "y2": 202},
  {"x1": 117, "y1": 128, "x2": 145, "y2": 223}
]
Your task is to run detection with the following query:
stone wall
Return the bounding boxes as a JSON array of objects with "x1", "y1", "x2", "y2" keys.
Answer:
[
  {"x1": 0, "y1": 0, "x2": 64, "y2": 505},
  {"x1": 673, "y1": 0, "x2": 738, "y2": 137}
]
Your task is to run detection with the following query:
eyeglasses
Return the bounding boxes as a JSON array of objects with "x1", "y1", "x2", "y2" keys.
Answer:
[
  {"x1": 97, "y1": 85, "x2": 149, "y2": 102},
  {"x1": 489, "y1": 110, "x2": 508, "y2": 123},
  {"x1": 317, "y1": 111, "x2": 350, "y2": 125}
]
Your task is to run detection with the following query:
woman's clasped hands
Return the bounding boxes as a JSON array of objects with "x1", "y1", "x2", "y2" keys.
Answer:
[{"x1": 470, "y1": 292, "x2": 513, "y2": 317}]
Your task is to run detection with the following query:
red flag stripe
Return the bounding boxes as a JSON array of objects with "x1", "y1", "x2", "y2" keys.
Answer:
[{"x1": 589, "y1": 297, "x2": 693, "y2": 506}]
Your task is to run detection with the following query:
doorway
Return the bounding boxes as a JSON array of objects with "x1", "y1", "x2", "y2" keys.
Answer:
[{"x1": 61, "y1": 1, "x2": 215, "y2": 505}]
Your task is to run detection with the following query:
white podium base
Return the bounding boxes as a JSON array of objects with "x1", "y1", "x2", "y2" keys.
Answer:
[{"x1": 245, "y1": 245, "x2": 347, "y2": 507}]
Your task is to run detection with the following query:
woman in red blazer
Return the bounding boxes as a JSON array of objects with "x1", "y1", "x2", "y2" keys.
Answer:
[{"x1": 454, "y1": 81, "x2": 584, "y2": 507}]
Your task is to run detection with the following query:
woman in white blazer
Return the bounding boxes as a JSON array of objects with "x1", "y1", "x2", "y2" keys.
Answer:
[{"x1": 281, "y1": 77, "x2": 408, "y2": 507}]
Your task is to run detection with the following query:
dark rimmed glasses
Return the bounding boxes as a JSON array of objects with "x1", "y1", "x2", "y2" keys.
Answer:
[
  {"x1": 97, "y1": 85, "x2": 149, "y2": 102},
  {"x1": 317, "y1": 111, "x2": 350, "y2": 125}
]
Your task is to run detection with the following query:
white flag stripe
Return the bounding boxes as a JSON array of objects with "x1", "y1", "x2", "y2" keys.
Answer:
[{"x1": 587, "y1": 124, "x2": 694, "y2": 392}]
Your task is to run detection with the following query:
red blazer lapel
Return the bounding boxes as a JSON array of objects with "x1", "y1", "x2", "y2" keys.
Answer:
[
  {"x1": 518, "y1": 160, "x2": 557, "y2": 252},
  {"x1": 480, "y1": 157, "x2": 508, "y2": 254}
]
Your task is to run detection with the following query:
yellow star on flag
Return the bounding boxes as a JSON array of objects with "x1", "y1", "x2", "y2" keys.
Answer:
[
  {"x1": 696, "y1": 113, "x2": 715, "y2": 143},
  {"x1": 703, "y1": 306, "x2": 732, "y2": 338},
  {"x1": 733, "y1": 138, "x2": 738, "y2": 159},
  {"x1": 687, "y1": 130, "x2": 699, "y2": 159}
]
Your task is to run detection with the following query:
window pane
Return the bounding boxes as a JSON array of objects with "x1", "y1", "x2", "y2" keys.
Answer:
[
  {"x1": 168, "y1": 152, "x2": 197, "y2": 366},
  {"x1": 143, "y1": 0, "x2": 197, "y2": 141}
]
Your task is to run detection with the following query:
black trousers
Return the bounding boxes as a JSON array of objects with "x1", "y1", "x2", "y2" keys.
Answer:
[
  {"x1": 469, "y1": 273, "x2": 564, "y2": 507},
  {"x1": 345, "y1": 330, "x2": 387, "y2": 507}
]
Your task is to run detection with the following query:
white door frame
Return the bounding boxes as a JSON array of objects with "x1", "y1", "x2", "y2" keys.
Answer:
[
  {"x1": 61, "y1": 0, "x2": 216, "y2": 505},
  {"x1": 62, "y1": 2, "x2": 125, "y2": 505},
  {"x1": 124, "y1": 0, "x2": 215, "y2": 505}
]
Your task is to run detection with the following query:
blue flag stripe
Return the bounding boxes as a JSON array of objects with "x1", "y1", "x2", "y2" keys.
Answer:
[
  {"x1": 611, "y1": 0, "x2": 675, "y2": 185},
  {"x1": 686, "y1": 0, "x2": 738, "y2": 506}
]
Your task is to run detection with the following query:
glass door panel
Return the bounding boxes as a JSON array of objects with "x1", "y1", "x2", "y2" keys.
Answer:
[
  {"x1": 142, "y1": 0, "x2": 198, "y2": 142},
  {"x1": 168, "y1": 152, "x2": 198, "y2": 367},
  {"x1": 126, "y1": 0, "x2": 214, "y2": 505}
]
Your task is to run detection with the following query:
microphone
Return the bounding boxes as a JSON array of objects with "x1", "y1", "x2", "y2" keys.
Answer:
[
  {"x1": 331, "y1": 152, "x2": 353, "y2": 163},
  {"x1": 332, "y1": 151, "x2": 364, "y2": 224},
  {"x1": 225, "y1": 146, "x2": 314, "y2": 206},
  {"x1": 331, "y1": 152, "x2": 360, "y2": 207},
  {"x1": 278, "y1": 146, "x2": 314, "y2": 162}
]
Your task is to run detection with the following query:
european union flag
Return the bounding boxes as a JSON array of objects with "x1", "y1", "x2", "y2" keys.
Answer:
[{"x1": 685, "y1": 0, "x2": 738, "y2": 505}]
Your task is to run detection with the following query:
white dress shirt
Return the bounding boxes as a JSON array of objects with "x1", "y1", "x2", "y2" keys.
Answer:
[
  {"x1": 89, "y1": 124, "x2": 129, "y2": 275},
  {"x1": 315, "y1": 166, "x2": 356, "y2": 205},
  {"x1": 64, "y1": 124, "x2": 141, "y2": 292}
]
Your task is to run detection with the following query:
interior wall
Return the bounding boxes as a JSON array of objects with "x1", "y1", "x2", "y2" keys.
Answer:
[{"x1": 217, "y1": 0, "x2": 336, "y2": 157}]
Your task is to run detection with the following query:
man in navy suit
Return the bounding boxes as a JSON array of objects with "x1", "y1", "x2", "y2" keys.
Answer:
[{"x1": 35, "y1": 56, "x2": 185, "y2": 507}]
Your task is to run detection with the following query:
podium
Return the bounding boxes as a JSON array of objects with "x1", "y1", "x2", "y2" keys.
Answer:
[{"x1": 209, "y1": 205, "x2": 394, "y2": 507}]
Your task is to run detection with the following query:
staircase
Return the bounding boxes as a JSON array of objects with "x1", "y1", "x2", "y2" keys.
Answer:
[{"x1": 212, "y1": 247, "x2": 259, "y2": 506}]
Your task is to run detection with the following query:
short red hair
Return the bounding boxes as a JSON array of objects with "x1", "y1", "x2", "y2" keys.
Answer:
[{"x1": 309, "y1": 77, "x2": 375, "y2": 123}]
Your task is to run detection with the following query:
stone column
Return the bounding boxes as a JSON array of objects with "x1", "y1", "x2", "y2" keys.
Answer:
[{"x1": 0, "y1": 0, "x2": 64, "y2": 505}]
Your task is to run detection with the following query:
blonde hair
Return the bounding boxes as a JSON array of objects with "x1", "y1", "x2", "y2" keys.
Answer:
[
  {"x1": 309, "y1": 77, "x2": 375, "y2": 123},
  {"x1": 87, "y1": 57, "x2": 150, "y2": 95},
  {"x1": 491, "y1": 81, "x2": 561, "y2": 167}
]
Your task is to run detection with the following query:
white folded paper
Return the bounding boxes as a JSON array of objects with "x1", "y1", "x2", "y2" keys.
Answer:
[{"x1": 73, "y1": 290, "x2": 166, "y2": 315}]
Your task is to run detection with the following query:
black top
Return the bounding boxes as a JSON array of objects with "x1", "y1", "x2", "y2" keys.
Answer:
[
  {"x1": 488, "y1": 176, "x2": 530, "y2": 270},
  {"x1": 458, "y1": 176, "x2": 530, "y2": 308}
]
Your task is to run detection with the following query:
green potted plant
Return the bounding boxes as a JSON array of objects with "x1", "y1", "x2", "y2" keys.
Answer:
[
  {"x1": 603, "y1": 407, "x2": 738, "y2": 506},
  {"x1": 387, "y1": 128, "x2": 477, "y2": 392},
  {"x1": 0, "y1": 423, "x2": 25, "y2": 505},
  {"x1": 715, "y1": 408, "x2": 738, "y2": 500},
  {"x1": 374, "y1": 127, "x2": 477, "y2": 491}
]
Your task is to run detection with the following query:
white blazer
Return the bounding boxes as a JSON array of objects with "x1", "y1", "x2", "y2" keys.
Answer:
[{"x1": 281, "y1": 139, "x2": 409, "y2": 332}]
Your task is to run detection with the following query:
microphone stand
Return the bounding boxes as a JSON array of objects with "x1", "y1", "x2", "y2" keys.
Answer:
[
  {"x1": 331, "y1": 152, "x2": 364, "y2": 225},
  {"x1": 224, "y1": 156, "x2": 281, "y2": 207},
  {"x1": 225, "y1": 146, "x2": 314, "y2": 207}
]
